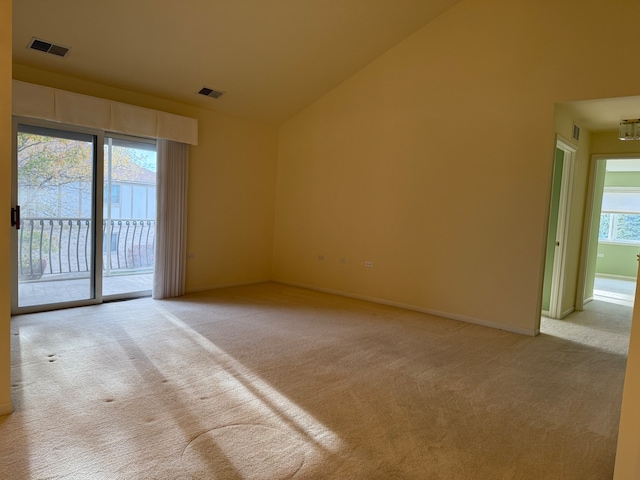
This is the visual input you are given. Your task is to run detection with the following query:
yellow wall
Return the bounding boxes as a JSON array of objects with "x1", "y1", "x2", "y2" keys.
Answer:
[
  {"x1": 1, "y1": 0, "x2": 12, "y2": 415},
  {"x1": 274, "y1": 0, "x2": 640, "y2": 334},
  {"x1": 592, "y1": 131, "x2": 640, "y2": 155},
  {"x1": 11, "y1": 64, "x2": 279, "y2": 293},
  {"x1": 5, "y1": 0, "x2": 640, "y2": 472}
]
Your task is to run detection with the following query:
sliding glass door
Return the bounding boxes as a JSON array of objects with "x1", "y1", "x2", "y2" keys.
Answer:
[
  {"x1": 13, "y1": 123, "x2": 99, "y2": 310},
  {"x1": 102, "y1": 136, "x2": 157, "y2": 297},
  {"x1": 12, "y1": 120, "x2": 157, "y2": 313}
]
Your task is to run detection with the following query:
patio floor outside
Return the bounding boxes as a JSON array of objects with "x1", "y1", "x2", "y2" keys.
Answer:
[{"x1": 18, "y1": 272, "x2": 153, "y2": 308}]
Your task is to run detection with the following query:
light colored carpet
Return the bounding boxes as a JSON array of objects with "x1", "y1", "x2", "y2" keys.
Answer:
[{"x1": 0, "y1": 282, "x2": 631, "y2": 479}]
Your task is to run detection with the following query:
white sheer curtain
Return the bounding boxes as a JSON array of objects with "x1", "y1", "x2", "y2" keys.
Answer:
[{"x1": 153, "y1": 139, "x2": 189, "y2": 299}]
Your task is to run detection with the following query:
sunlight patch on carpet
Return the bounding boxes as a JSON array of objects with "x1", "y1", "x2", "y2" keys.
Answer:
[
  {"x1": 182, "y1": 424, "x2": 305, "y2": 479},
  {"x1": 155, "y1": 306, "x2": 343, "y2": 469}
]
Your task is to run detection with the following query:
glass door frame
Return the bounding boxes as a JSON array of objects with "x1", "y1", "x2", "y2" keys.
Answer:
[
  {"x1": 11, "y1": 117, "x2": 105, "y2": 314},
  {"x1": 101, "y1": 133, "x2": 157, "y2": 300}
]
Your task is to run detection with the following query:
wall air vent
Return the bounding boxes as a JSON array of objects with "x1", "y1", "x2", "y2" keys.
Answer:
[
  {"x1": 198, "y1": 87, "x2": 225, "y2": 99},
  {"x1": 28, "y1": 38, "x2": 70, "y2": 58},
  {"x1": 572, "y1": 123, "x2": 581, "y2": 142}
]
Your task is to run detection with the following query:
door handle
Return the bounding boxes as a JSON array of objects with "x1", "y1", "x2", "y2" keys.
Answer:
[{"x1": 11, "y1": 205, "x2": 20, "y2": 230}]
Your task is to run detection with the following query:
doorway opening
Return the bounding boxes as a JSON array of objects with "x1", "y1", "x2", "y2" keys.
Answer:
[
  {"x1": 583, "y1": 157, "x2": 640, "y2": 308},
  {"x1": 540, "y1": 149, "x2": 634, "y2": 357}
]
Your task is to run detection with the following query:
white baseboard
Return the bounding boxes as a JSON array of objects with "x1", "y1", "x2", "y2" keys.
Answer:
[
  {"x1": 0, "y1": 401, "x2": 14, "y2": 416},
  {"x1": 276, "y1": 280, "x2": 537, "y2": 336},
  {"x1": 535, "y1": 308, "x2": 574, "y2": 320},
  {"x1": 596, "y1": 273, "x2": 637, "y2": 281},
  {"x1": 185, "y1": 279, "x2": 271, "y2": 294}
]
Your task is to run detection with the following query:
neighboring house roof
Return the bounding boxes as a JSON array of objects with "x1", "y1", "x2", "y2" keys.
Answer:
[{"x1": 111, "y1": 163, "x2": 156, "y2": 185}]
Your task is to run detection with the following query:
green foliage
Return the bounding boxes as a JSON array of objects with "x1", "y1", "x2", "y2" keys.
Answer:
[
  {"x1": 17, "y1": 133, "x2": 93, "y2": 188},
  {"x1": 17, "y1": 132, "x2": 150, "y2": 188},
  {"x1": 599, "y1": 213, "x2": 611, "y2": 240},
  {"x1": 615, "y1": 214, "x2": 640, "y2": 241},
  {"x1": 600, "y1": 213, "x2": 640, "y2": 242},
  {"x1": 18, "y1": 132, "x2": 155, "y2": 217}
]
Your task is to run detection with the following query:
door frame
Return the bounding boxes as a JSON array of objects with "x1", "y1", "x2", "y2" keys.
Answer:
[
  {"x1": 547, "y1": 136, "x2": 577, "y2": 319},
  {"x1": 11, "y1": 117, "x2": 105, "y2": 314},
  {"x1": 577, "y1": 153, "x2": 640, "y2": 309}
]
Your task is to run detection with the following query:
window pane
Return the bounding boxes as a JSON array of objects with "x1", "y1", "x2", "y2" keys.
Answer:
[
  {"x1": 17, "y1": 126, "x2": 95, "y2": 308},
  {"x1": 602, "y1": 190, "x2": 640, "y2": 213},
  {"x1": 599, "y1": 213, "x2": 611, "y2": 240},
  {"x1": 103, "y1": 136, "x2": 156, "y2": 297},
  {"x1": 614, "y1": 214, "x2": 640, "y2": 241}
]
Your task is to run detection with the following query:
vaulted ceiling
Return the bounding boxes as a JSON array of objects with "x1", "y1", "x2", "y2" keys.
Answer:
[{"x1": 13, "y1": 0, "x2": 463, "y2": 125}]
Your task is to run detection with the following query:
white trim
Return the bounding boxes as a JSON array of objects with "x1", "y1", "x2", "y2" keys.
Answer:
[
  {"x1": 576, "y1": 157, "x2": 604, "y2": 311},
  {"x1": 596, "y1": 273, "x2": 637, "y2": 281},
  {"x1": 548, "y1": 137, "x2": 577, "y2": 319},
  {"x1": 276, "y1": 280, "x2": 538, "y2": 336},
  {"x1": 598, "y1": 239, "x2": 640, "y2": 246},
  {"x1": 0, "y1": 402, "x2": 14, "y2": 416},
  {"x1": 603, "y1": 186, "x2": 640, "y2": 193},
  {"x1": 184, "y1": 279, "x2": 272, "y2": 294},
  {"x1": 184, "y1": 279, "x2": 539, "y2": 335},
  {"x1": 541, "y1": 308, "x2": 578, "y2": 319},
  {"x1": 561, "y1": 307, "x2": 575, "y2": 319}
]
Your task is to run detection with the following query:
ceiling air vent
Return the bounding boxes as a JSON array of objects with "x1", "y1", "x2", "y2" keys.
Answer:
[
  {"x1": 28, "y1": 38, "x2": 70, "y2": 58},
  {"x1": 198, "y1": 87, "x2": 225, "y2": 99}
]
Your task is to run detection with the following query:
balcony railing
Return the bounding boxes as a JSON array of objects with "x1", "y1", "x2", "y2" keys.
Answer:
[{"x1": 18, "y1": 217, "x2": 156, "y2": 281}]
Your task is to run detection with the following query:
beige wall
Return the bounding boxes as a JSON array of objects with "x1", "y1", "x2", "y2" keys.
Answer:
[
  {"x1": 11, "y1": 64, "x2": 279, "y2": 293},
  {"x1": 274, "y1": 0, "x2": 640, "y2": 334},
  {"x1": 1, "y1": 0, "x2": 12, "y2": 415}
]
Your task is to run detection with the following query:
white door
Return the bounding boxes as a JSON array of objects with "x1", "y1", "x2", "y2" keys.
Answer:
[{"x1": 542, "y1": 137, "x2": 576, "y2": 319}]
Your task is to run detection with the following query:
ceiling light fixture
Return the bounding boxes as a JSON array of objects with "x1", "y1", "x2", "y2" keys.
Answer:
[{"x1": 619, "y1": 119, "x2": 640, "y2": 141}]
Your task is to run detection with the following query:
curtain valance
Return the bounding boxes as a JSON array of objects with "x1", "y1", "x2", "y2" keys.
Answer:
[{"x1": 12, "y1": 80, "x2": 198, "y2": 145}]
